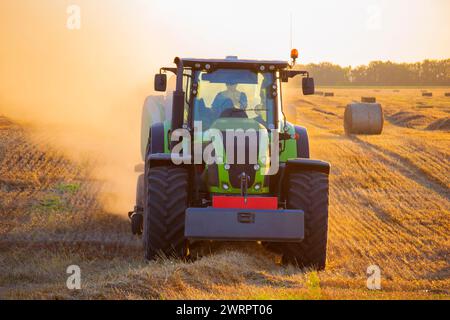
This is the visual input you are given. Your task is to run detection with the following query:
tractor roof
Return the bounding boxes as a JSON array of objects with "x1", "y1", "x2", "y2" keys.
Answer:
[{"x1": 178, "y1": 57, "x2": 289, "y2": 71}]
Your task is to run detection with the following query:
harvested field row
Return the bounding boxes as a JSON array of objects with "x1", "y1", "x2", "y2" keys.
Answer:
[{"x1": 1, "y1": 86, "x2": 449, "y2": 300}]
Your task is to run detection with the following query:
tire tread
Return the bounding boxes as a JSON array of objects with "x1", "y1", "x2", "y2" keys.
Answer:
[{"x1": 144, "y1": 166, "x2": 189, "y2": 260}]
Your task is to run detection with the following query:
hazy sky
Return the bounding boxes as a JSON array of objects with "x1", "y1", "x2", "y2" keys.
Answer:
[
  {"x1": 1, "y1": 0, "x2": 449, "y2": 69},
  {"x1": 152, "y1": 0, "x2": 450, "y2": 66}
]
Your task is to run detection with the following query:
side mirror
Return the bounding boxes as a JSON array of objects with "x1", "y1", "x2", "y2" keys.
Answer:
[
  {"x1": 154, "y1": 74, "x2": 167, "y2": 92},
  {"x1": 302, "y1": 77, "x2": 315, "y2": 95}
]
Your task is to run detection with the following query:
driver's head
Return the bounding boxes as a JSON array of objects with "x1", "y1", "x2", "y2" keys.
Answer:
[{"x1": 225, "y1": 82, "x2": 238, "y2": 91}]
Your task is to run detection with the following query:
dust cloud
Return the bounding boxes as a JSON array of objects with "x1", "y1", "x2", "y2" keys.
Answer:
[{"x1": 0, "y1": 1, "x2": 174, "y2": 213}]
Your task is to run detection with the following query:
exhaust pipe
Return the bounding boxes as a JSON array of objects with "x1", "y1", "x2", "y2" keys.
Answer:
[{"x1": 171, "y1": 57, "x2": 185, "y2": 150}]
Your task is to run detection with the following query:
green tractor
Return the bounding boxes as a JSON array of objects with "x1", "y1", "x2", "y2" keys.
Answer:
[{"x1": 129, "y1": 51, "x2": 330, "y2": 270}]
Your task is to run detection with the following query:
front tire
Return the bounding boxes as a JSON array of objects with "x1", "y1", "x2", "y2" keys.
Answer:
[{"x1": 143, "y1": 166, "x2": 189, "y2": 260}]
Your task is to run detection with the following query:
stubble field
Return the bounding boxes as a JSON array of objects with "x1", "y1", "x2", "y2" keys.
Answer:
[{"x1": 0, "y1": 88, "x2": 449, "y2": 299}]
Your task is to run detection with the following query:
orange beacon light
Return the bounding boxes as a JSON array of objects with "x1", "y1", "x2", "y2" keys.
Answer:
[{"x1": 291, "y1": 48, "x2": 299, "y2": 63}]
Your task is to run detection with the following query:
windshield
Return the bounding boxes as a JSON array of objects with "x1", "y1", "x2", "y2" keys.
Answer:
[{"x1": 192, "y1": 69, "x2": 276, "y2": 131}]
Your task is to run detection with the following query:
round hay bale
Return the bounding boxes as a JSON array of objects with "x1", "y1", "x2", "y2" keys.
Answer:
[
  {"x1": 422, "y1": 92, "x2": 433, "y2": 97},
  {"x1": 344, "y1": 103, "x2": 384, "y2": 135},
  {"x1": 140, "y1": 94, "x2": 172, "y2": 160},
  {"x1": 324, "y1": 92, "x2": 334, "y2": 97},
  {"x1": 361, "y1": 97, "x2": 376, "y2": 103},
  {"x1": 445, "y1": 92, "x2": 450, "y2": 97},
  {"x1": 315, "y1": 91, "x2": 324, "y2": 96}
]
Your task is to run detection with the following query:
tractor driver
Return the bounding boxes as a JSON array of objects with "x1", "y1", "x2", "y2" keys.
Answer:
[{"x1": 211, "y1": 81, "x2": 248, "y2": 118}]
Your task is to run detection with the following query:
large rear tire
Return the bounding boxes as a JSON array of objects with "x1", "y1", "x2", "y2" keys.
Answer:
[
  {"x1": 269, "y1": 171, "x2": 329, "y2": 270},
  {"x1": 143, "y1": 166, "x2": 189, "y2": 260}
]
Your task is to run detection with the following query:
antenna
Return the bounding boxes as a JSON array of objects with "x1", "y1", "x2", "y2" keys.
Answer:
[
  {"x1": 290, "y1": 13, "x2": 293, "y2": 51},
  {"x1": 289, "y1": 12, "x2": 298, "y2": 67}
]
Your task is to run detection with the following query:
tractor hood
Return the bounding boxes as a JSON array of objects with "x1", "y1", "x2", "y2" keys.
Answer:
[{"x1": 205, "y1": 117, "x2": 273, "y2": 195}]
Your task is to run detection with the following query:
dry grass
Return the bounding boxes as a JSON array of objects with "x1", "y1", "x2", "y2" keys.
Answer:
[{"x1": 1, "y1": 88, "x2": 449, "y2": 300}]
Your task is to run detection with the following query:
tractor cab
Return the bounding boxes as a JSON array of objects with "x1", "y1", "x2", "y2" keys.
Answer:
[{"x1": 154, "y1": 55, "x2": 315, "y2": 132}]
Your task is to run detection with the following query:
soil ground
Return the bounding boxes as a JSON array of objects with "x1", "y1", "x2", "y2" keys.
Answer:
[{"x1": 0, "y1": 88, "x2": 449, "y2": 299}]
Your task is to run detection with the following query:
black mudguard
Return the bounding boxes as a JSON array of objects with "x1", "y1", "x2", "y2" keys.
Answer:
[
  {"x1": 147, "y1": 153, "x2": 193, "y2": 169},
  {"x1": 295, "y1": 126, "x2": 310, "y2": 159},
  {"x1": 147, "y1": 153, "x2": 173, "y2": 169},
  {"x1": 145, "y1": 123, "x2": 172, "y2": 169},
  {"x1": 148, "y1": 123, "x2": 166, "y2": 155},
  {"x1": 286, "y1": 159, "x2": 331, "y2": 175}
]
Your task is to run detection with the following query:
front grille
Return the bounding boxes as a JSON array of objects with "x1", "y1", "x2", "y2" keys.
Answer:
[{"x1": 222, "y1": 132, "x2": 259, "y2": 189}]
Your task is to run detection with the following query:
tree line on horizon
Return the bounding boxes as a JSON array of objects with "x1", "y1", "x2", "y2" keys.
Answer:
[{"x1": 292, "y1": 59, "x2": 450, "y2": 86}]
